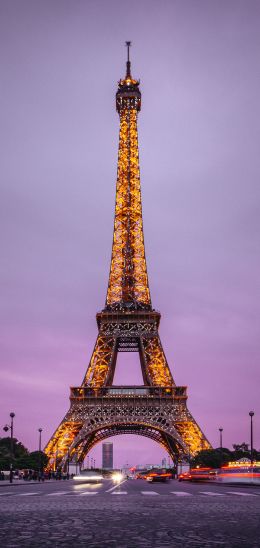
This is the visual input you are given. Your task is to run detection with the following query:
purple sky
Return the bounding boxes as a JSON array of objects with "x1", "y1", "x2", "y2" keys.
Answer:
[{"x1": 1, "y1": 1, "x2": 260, "y2": 468}]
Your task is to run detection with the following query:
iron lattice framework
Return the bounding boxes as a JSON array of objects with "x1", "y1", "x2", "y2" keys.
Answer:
[{"x1": 45, "y1": 43, "x2": 211, "y2": 470}]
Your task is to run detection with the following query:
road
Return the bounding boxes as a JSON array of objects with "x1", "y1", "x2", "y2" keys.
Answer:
[{"x1": 0, "y1": 479, "x2": 259, "y2": 547}]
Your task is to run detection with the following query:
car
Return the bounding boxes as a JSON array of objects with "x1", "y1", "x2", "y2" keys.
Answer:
[
  {"x1": 135, "y1": 471, "x2": 148, "y2": 479},
  {"x1": 73, "y1": 470, "x2": 104, "y2": 483},
  {"x1": 146, "y1": 469, "x2": 172, "y2": 482},
  {"x1": 178, "y1": 472, "x2": 192, "y2": 481}
]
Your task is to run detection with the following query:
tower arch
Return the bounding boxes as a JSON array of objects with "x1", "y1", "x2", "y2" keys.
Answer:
[{"x1": 61, "y1": 419, "x2": 187, "y2": 469}]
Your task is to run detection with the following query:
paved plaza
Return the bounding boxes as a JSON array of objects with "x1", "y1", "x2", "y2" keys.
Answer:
[{"x1": 0, "y1": 479, "x2": 259, "y2": 547}]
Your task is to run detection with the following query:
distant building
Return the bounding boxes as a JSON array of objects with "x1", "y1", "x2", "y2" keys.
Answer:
[
  {"x1": 162, "y1": 458, "x2": 167, "y2": 468},
  {"x1": 102, "y1": 442, "x2": 113, "y2": 469},
  {"x1": 135, "y1": 464, "x2": 160, "y2": 470}
]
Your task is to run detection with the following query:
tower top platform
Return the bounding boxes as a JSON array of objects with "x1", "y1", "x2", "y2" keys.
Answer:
[{"x1": 116, "y1": 41, "x2": 141, "y2": 112}]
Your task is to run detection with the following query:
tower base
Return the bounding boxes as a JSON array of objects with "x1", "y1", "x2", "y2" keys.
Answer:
[{"x1": 45, "y1": 386, "x2": 210, "y2": 471}]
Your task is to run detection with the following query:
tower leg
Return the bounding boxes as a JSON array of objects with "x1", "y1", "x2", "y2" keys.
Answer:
[{"x1": 82, "y1": 334, "x2": 117, "y2": 388}]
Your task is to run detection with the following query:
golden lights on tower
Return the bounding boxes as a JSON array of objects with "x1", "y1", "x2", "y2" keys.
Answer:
[
  {"x1": 106, "y1": 107, "x2": 151, "y2": 308},
  {"x1": 44, "y1": 43, "x2": 211, "y2": 471}
]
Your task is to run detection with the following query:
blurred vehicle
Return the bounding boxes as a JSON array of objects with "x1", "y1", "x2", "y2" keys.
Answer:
[
  {"x1": 218, "y1": 462, "x2": 260, "y2": 485},
  {"x1": 73, "y1": 470, "x2": 104, "y2": 483},
  {"x1": 185, "y1": 462, "x2": 260, "y2": 485},
  {"x1": 178, "y1": 472, "x2": 192, "y2": 481},
  {"x1": 135, "y1": 471, "x2": 148, "y2": 479},
  {"x1": 146, "y1": 469, "x2": 172, "y2": 483},
  {"x1": 112, "y1": 472, "x2": 124, "y2": 482},
  {"x1": 178, "y1": 468, "x2": 217, "y2": 482},
  {"x1": 188, "y1": 468, "x2": 217, "y2": 482}
]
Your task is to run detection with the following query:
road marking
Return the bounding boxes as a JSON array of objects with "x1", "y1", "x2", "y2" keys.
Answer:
[
  {"x1": 141, "y1": 491, "x2": 159, "y2": 495},
  {"x1": 0, "y1": 492, "x2": 13, "y2": 496},
  {"x1": 15, "y1": 492, "x2": 39, "y2": 496},
  {"x1": 106, "y1": 479, "x2": 127, "y2": 493},
  {"x1": 200, "y1": 491, "x2": 224, "y2": 496},
  {"x1": 79, "y1": 492, "x2": 98, "y2": 496},
  {"x1": 111, "y1": 491, "x2": 127, "y2": 495},
  {"x1": 47, "y1": 491, "x2": 71, "y2": 496},
  {"x1": 226, "y1": 491, "x2": 258, "y2": 497},
  {"x1": 171, "y1": 491, "x2": 192, "y2": 496}
]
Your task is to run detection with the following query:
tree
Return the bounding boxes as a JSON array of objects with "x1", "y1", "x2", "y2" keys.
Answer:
[
  {"x1": 16, "y1": 451, "x2": 48, "y2": 471},
  {"x1": 0, "y1": 438, "x2": 48, "y2": 471},
  {"x1": 233, "y1": 443, "x2": 249, "y2": 452},
  {"x1": 190, "y1": 446, "x2": 260, "y2": 470},
  {"x1": 0, "y1": 437, "x2": 28, "y2": 469},
  {"x1": 191, "y1": 448, "x2": 231, "y2": 469}
]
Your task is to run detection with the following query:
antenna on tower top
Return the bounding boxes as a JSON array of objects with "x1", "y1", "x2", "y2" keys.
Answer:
[{"x1": 125, "y1": 41, "x2": 131, "y2": 77}]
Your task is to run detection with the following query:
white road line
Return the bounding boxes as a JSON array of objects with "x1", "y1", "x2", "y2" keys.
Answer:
[
  {"x1": 111, "y1": 491, "x2": 127, "y2": 495},
  {"x1": 0, "y1": 492, "x2": 13, "y2": 496},
  {"x1": 106, "y1": 479, "x2": 127, "y2": 493},
  {"x1": 200, "y1": 491, "x2": 224, "y2": 496},
  {"x1": 226, "y1": 491, "x2": 258, "y2": 497},
  {"x1": 141, "y1": 491, "x2": 159, "y2": 495},
  {"x1": 46, "y1": 491, "x2": 71, "y2": 496},
  {"x1": 15, "y1": 492, "x2": 39, "y2": 496},
  {"x1": 79, "y1": 492, "x2": 98, "y2": 496},
  {"x1": 171, "y1": 491, "x2": 192, "y2": 496}
]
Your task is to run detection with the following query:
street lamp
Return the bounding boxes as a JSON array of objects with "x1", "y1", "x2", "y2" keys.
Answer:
[
  {"x1": 3, "y1": 412, "x2": 15, "y2": 483},
  {"x1": 249, "y1": 411, "x2": 254, "y2": 465},
  {"x1": 38, "y1": 428, "x2": 43, "y2": 452},
  {"x1": 219, "y1": 428, "x2": 223, "y2": 449},
  {"x1": 67, "y1": 449, "x2": 70, "y2": 476},
  {"x1": 38, "y1": 428, "x2": 43, "y2": 479},
  {"x1": 55, "y1": 442, "x2": 59, "y2": 473}
]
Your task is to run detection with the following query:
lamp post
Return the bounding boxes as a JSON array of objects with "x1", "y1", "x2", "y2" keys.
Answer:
[
  {"x1": 219, "y1": 427, "x2": 223, "y2": 450},
  {"x1": 38, "y1": 428, "x2": 42, "y2": 452},
  {"x1": 179, "y1": 454, "x2": 183, "y2": 475},
  {"x1": 219, "y1": 427, "x2": 223, "y2": 465},
  {"x1": 249, "y1": 411, "x2": 254, "y2": 465},
  {"x1": 3, "y1": 412, "x2": 15, "y2": 483},
  {"x1": 188, "y1": 446, "x2": 191, "y2": 472},
  {"x1": 55, "y1": 442, "x2": 59, "y2": 474},
  {"x1": 67, "y1": 450, "x2": 70, "y2": 477},
  {"x1": 38, "y1": 428, "x2": 42, "y2": 480}
]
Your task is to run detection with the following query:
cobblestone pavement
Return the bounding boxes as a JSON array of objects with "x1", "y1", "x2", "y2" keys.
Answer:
[{"x1": 0, "y1": 480, "x2": 259, "y2": 547}]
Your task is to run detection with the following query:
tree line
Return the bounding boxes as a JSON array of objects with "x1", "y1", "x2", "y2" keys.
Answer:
[
  {"x1": 190, "y1": 444, "x2": 260, "y2": 469},
  {"x1": 0, "y1": 437, "x2": 48, "y2": 471}
]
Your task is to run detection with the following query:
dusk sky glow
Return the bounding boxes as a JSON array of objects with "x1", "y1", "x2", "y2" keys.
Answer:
[{"x1": 1, "y1": 0, "x2": 260, "y2": 467}]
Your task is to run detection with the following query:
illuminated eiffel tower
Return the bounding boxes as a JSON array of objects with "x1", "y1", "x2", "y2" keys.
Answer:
[{"x1": 45, "y1": 43, "x2": 211, "y2": 470}]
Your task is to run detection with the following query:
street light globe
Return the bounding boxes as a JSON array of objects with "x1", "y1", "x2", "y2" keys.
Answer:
[
  {"x1": 3, "y1": 426, "x2": 9, "y2": 432},
  {"x1": 38, "y1": 428, "x2": 43, "y2": 433},
  {"x1": 249, "y1": 411, "x2": 254, "y2": 417},
  {"x1": 10, "y1": 412, "x2": 15, "y2": 419}
]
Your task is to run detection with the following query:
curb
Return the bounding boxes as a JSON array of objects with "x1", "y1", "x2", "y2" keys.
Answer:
[{"x1": 0, "y1": 480, "x2": 73, "y2": 488}]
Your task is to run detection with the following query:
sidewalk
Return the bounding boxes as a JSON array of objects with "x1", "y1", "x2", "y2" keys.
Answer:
[{"x1": 0, "y1": 479, "x2": 73, "y2": 487}]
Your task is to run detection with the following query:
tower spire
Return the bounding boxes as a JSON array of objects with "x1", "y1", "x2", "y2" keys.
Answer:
[{"x1": 126, "y1": 40, "x2": 131, "y2": 77}]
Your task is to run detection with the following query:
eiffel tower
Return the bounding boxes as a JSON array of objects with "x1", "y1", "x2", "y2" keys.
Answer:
[{"x1": 45, "y1": 43, "x2": 211, "y2": 470}]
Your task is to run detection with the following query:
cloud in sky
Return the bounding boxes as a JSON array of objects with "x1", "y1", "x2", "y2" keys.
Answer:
[{"x1": 0, "y1": 0, "x2": 259, "y2": 465}]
